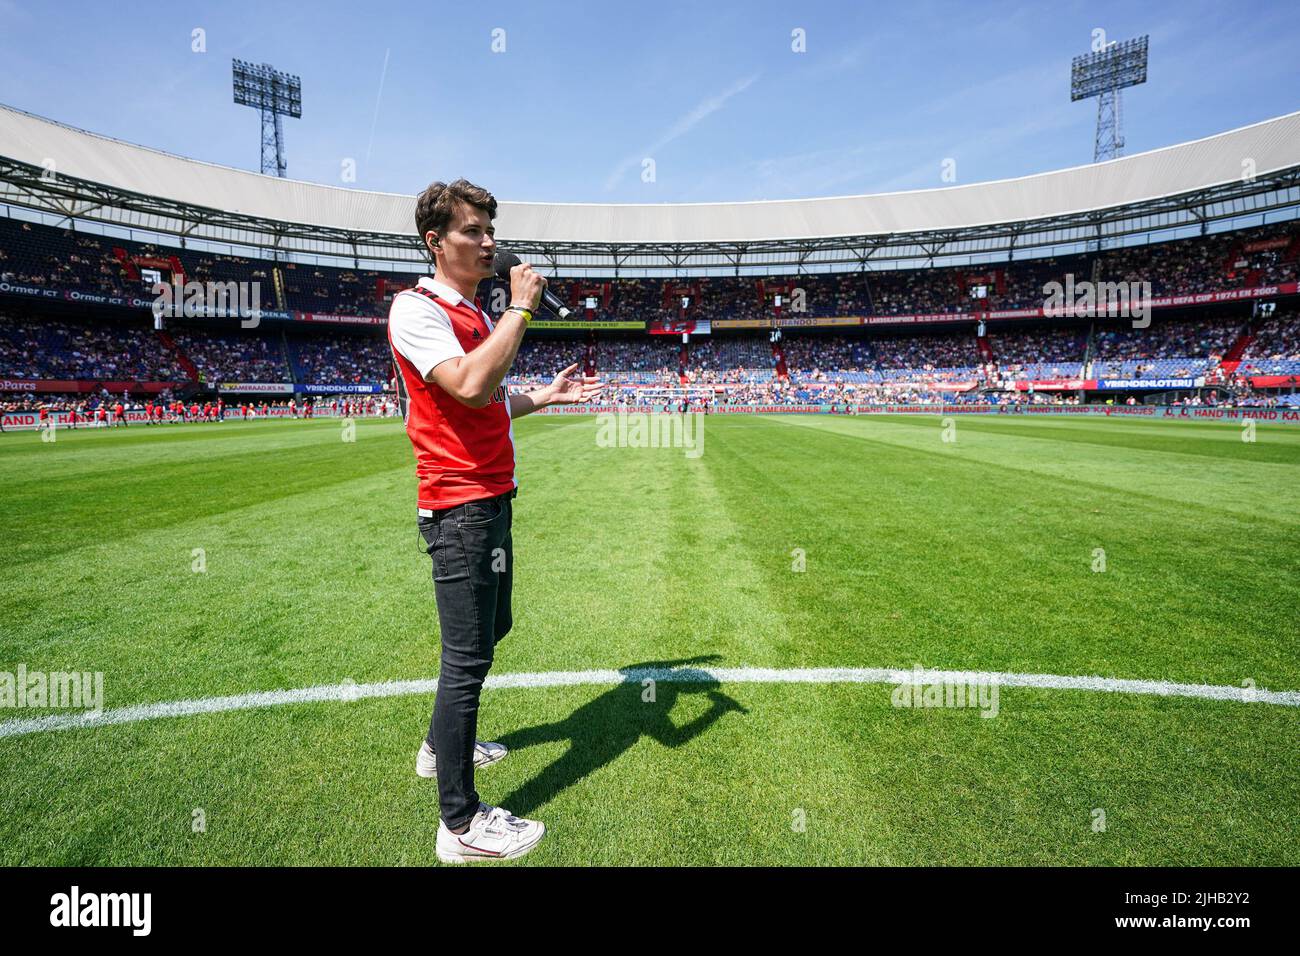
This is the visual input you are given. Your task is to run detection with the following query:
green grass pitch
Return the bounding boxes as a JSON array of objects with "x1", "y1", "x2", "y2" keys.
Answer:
[{"x1": 1, "y1": 413, "x2": 1296, "y2": 865}]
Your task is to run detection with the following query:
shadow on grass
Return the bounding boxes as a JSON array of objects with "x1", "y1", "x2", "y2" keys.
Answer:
[{"x1": 494, "y1": 655, "x2": 747, "y2": 817}]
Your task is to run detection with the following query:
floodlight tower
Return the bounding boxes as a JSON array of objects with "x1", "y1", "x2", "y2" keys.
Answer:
[
  {"x1": 232, "y1": 60, "x2": 302, "y2": 177},
  {"x1": 1070, "y1": 35, "x2": 1148, "y2": 162}
]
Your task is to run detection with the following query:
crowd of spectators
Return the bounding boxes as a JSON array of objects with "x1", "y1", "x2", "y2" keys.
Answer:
[
  {"x1": 4, "y1": 215, "x2": 1297, "y2": 322},
  {"x1": 1099, "y1": 227, "x2": 1299, "y2": 297},
  {"x1": 991, "y1": 328, "x2": 1087, "y2": 382},
  {"x1": 291, "y1": 333, "x2": 392, "y2": 385},
  {"x1": 1091, "y1": 317, "x2": 1243, "y2": 379},
  {"x1": 0, "y1": 224, "x2": 128, "y2": 297},
  {"x1": 6, "y1": 305, "x2": 1297, "y2": 395},
  {"x1": 1237, "y1": 312, "x2": 1300, "y2": 375},
  {"x1": 504, "y1": 324, "x2": 1256, "y2": 395},
  {"x1": 0, "y1": 314, "x2": 187, "y2": 380},
  {"x1": 4, "y1": 221, "x2": 1300, "y2": 408},
  {"x1": 874, "y1": 332, "x2": 978, "y2": 370},
  {"x1": 869, "y1": 271, "x2": 962, "y2": 316},
  {"x1": 990, "y1": 328, "x2": 1085, "y2": 364},
  {"x1": 168, "y1": 329, "x2": 289, "y2": 384}
]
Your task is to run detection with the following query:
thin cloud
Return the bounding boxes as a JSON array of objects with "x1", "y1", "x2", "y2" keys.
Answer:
[
  {"x1": 603, "y1": 73, "x2": 760, "y2": 191},
  {"x1": 365, "y1": 48, "x2": 391, "y2": 165}
]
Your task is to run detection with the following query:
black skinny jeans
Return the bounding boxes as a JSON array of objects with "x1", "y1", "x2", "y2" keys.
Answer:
[{"x1": 417, "y1": 488, "x2": 515, "y2": 830}]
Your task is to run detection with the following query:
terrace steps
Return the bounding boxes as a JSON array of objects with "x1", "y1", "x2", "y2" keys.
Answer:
[
  {"x1": 1218, "y1": 329, "x2": 1254, "y2": 375},
  {"x1": 156, "y1": 329, "x2": 200, "y2": 383}
]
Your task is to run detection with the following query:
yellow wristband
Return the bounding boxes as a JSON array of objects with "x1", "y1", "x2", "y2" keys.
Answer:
[{"x1": 507, "y1": 306, "x2": 533, "y2": 324}]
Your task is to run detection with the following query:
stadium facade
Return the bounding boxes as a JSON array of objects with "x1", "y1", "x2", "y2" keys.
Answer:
[{"x1": 2, "y1": 103, "x2": 1299, "y2": 275}]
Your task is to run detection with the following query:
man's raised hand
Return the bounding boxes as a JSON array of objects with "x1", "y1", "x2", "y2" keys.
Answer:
[{"x1": 548, "y1": 362, "x2": 605, "y2": 405}]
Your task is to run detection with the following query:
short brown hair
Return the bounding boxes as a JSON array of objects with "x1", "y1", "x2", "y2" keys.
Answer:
[{"x1": 415, "y1": 178, "x2": 497, "y2": 255}]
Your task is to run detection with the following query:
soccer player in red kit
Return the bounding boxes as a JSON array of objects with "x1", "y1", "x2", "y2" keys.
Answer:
[{"x1": 388, "y1": 179, "x2": 602, "y2": 863}]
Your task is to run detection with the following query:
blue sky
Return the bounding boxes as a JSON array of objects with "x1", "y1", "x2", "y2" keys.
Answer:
[{"x1": 0, "y1": 0, "x2": 1296, "y2": 204}]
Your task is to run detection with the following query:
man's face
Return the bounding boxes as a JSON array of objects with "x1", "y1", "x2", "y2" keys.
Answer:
[{"x1": 430, "y1": 203, "x2": 496, "y2": 282}]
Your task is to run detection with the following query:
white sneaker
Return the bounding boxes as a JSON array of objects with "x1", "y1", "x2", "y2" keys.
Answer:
[
  {"x1": 436, "y1": 804, "x2": 545, "y2": 864},
  {"x1": 415, "y1": 739, "x2": 507, "y2": 778}
]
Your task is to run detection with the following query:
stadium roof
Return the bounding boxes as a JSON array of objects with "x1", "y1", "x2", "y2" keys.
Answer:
[{"x1": 2, "y1": 102, "x2": 1299, "y2": 272}]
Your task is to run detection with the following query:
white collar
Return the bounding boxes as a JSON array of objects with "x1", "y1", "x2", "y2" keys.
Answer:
[{"x1": 418, "y1": 276, "x2": 470, "y2": 306}]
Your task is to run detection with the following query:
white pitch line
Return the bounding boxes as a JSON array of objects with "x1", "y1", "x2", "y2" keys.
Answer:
[{"x1": 0, "y1": 666, "x2": 1295, "y2": 740}]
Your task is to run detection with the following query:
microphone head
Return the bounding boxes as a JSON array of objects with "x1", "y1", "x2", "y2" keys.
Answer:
[{"x1": 492, "y1": 251, "x2": 521, "y2": 281}]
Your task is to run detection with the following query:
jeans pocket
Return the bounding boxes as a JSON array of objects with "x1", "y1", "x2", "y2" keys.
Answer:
[
  {"x1": 417, "y1": 515, "x2": 440, "y2": 548},
  {"x1": 459, "y1": 497, "x2": 502, "y2": 527},
  {"x1": 418, "y1": 516, "x2": 450, "y2": 577}
]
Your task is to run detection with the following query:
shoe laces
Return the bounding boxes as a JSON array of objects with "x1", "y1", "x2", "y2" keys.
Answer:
[{"x1": 481, "y1": 804, "x2": 526, "y2": 833}]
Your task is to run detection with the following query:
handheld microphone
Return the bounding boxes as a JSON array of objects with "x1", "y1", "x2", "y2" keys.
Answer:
[{"x1": 493, "y1": 251, "x2": 573, "y2": 320}]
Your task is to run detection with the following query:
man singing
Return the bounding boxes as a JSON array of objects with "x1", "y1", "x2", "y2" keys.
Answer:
[{"x1": 388, "y1": 178, "x2": 602, "y2": 863}]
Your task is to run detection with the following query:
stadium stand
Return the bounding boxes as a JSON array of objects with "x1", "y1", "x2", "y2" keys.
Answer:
[
  {"x1": 1238, "y1": 314, "x2": 1300, "y2": 375},
  {"x1": 289, "y1": 332, "x2": 393, "y2": 386},
  {"x1": 2, "y1": 102, "x2": 1298, "y2": 408},
  {"x1": 4, "y1": 215, "x2": 1298, "y2": 323},
  {"x1": 4, "y1": 303, "x2": 1298, "y2": 405},
  {"x1": 0, "y1": 313, "x2": 187, "y2": 380}
]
